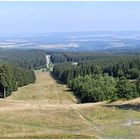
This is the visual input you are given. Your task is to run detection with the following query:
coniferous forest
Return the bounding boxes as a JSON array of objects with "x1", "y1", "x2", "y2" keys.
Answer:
[
  {"x1": 0, "y1": 49, "x2": 38, "y2": 97},
  {"x1": 0, "y1": 48, "x2": 139, "y2": 68},
  {"x1": 0, "y1": 49, "x2": 140, "y2": 101},
  {"x1": 0, "y1": 63, "x2": 36, "y2": 97},
  {"x1": 52, "y1": 54, "x2": 140, "y2": 102}
]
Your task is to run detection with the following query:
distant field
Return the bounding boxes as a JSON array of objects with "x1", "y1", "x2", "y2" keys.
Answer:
[{"x1": 0, "y1": 71, "x2": 140, "y2": 138}]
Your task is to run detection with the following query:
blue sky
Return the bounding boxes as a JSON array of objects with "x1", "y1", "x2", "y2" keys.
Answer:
[{"x1": 0, "y1": 1, "x2": 140, "y2": 35}]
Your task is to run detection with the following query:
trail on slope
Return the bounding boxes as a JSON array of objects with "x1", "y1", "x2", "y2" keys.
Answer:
[
  {"x1": 6, "y1": 72, "x2": 76, "y2": 103},
  {"x1": 0, "y1": 71, "x2": 140, "y2": 139},
  {"x1": 0, "y1": 71, "x2": 101, "y2": 138},
  {"x1": 0, "y1": 71, "x2": 103, "y2": 111}
]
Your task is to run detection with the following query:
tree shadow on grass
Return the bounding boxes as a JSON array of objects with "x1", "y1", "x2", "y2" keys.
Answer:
[
  {"x1": 103, "y1": 103, "x2": 140, "y2": 112},
  {"x1": 50, "y1": 72, "x2": 81, "y2": 104},
  {"x1": 64, "y1": 89, "x2": 81, "y2": 104},
  {"x1": 49, "y1": 72, "x2": 66, "y2": 85}
]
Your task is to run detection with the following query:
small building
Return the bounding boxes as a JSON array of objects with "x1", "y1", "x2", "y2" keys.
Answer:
[
  {"x1": 46, "y1": 55, "x2": 51, "y2": 69},
  {"x1": 0, "y1": 83, "x2": 6, "y2": 98},
  {"x1": 72, "y1": 62, "x2": 78, "y2": 66}
]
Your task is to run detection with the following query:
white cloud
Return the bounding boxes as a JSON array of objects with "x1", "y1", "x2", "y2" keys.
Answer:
[
  {"x1": 0, "y1": 42, "x2": 37, "y2": 48},
  {"x1": 110, "y1": 42, "x2": 125, "y2": 48},
  {"x1": 115, "y1": 34, "x2": 140, "y2": 40},
  {"x1": 68, "y1": 39, "x2": 117, "y2": 42},
  {"x1": 105, "y1": 42, "x2": 133, "y2": 49},
  {"x1": 0, "y1": 42, "x2": 16, "y2": 45},
  {"x1": 0, "y1": 44, "x2": 16, "y2": 48},
  {"x1": 5, "y1": 39, "x2": 28, "y2": 43},
  {"x1": 38, "y1": 43, "x2": 79, "y2": 49},
  {"x1": 66, "y1": 34, "x2": 117, "y2": 39}
]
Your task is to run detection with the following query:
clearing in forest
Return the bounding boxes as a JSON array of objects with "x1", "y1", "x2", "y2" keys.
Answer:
[{"x1": 0, "y1": 71, "x2": 140, "y2": 138}]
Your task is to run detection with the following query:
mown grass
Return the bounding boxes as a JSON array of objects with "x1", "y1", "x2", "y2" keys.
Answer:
[{"x1": 9, "y1": 72, "x2": 76, "y2": 104}]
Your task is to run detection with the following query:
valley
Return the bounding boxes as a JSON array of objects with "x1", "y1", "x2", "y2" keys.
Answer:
[{"x1": 0, "y1": 1, "x2": 140, "y2": 139}]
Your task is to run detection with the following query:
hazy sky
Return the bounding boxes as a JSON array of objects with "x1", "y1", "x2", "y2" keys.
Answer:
[{"x1": 0, "y1": 1, "x2": 140, "y2": 35}]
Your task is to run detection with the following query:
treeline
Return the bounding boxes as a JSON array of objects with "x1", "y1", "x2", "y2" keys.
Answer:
[
  {"x1": 53, "y1": 56, "x2": 140, "y2": 102},
  {"x1": 68, "y1": 75, "x2": 139, "y2": 102},
  {"x1": 1, "y1": 50, "x2": 118, "y2": 69},
  {"x1": 53, "y1": 56, "x2": 140, "y2": 82},
  {"x1": 50, "y1": 52, "x2": 132, "y2": 63},
  {"x1": 0, "y1": 49, "x2": 47, "y2": 69},
  {"x1": 0, "y1": 63, "x2": 36, "y2": 97},
  {"x1": 0, "y1": 49, "x2": 140, "y2": 70}
]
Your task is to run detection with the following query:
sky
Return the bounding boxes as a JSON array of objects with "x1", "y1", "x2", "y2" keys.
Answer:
[{"x1": 0, "y1": 1, "x2": 140, "y2": 35}]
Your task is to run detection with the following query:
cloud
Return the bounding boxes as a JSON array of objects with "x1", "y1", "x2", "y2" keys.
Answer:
[
  {"x1": 5, "y1": 39, "x2": 28, "y2": 43},
  {"x1": 38, "y1": 43, "x2": 79, "y2": 49},
  {"x1": 0, "y1": 42, "x2": 37, "y2": 48},
  {"x1": 115, "y1": 34, "x2": 140, "y2": 40},
  {"x1": 66, "y1": 34, "x2": 117, "y2": 39},
  {"x1": 69, "y1": 39, "x2": 114, "y2": 42},
  {"x1": 109, "y1": 42, "x2": 125, "y2": 48},
  {"x1": 105, "y1": 42, "x2": 133, "y2": 49}
]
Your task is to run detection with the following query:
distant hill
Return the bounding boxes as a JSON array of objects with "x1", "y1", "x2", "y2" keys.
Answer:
[{"x1": 0, "y1": 31, "x2": 140, "y2": 52}]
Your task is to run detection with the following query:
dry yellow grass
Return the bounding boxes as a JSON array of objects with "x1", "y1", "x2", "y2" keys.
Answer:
[
  {"x1": 0, "y1": 71, "x2": 97, "y2": 138},
  {"x1": 0, "y1": 71, "x2": 139, "y2": 138},
  {"x1": 8, "y1": 71, "x2": 76, "y2": 104}
]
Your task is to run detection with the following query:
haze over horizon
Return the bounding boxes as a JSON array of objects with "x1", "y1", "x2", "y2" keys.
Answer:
[{"x1": 0, "y1": 1, "x2": 140, "y2": 35}]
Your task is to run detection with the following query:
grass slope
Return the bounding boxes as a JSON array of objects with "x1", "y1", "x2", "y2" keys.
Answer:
[{"x1": 0, "y1": 71, "x2": 139, "y2": 138}]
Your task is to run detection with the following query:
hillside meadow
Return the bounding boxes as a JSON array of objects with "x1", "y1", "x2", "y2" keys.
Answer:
[{"x1": 0, "y1": 71, "x2": 139, "y2": 138}]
